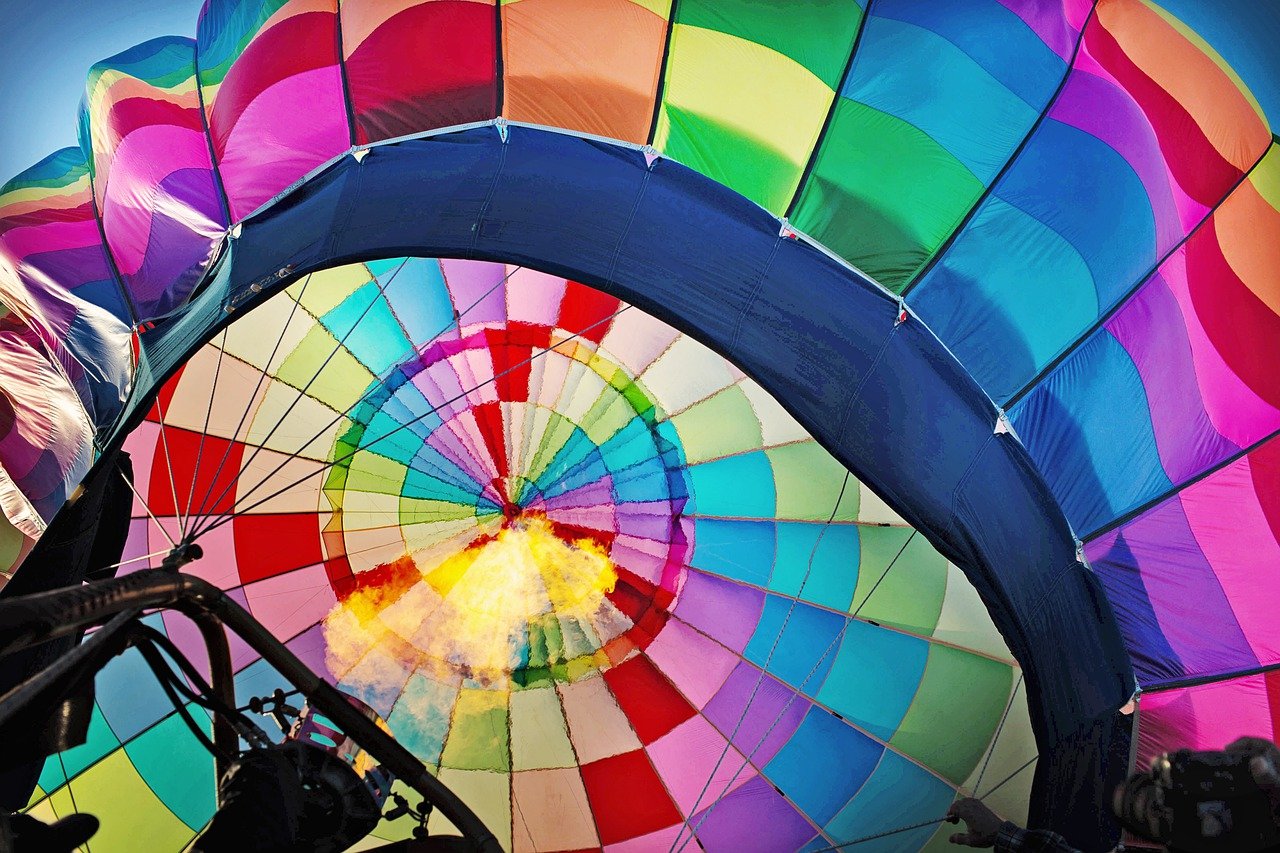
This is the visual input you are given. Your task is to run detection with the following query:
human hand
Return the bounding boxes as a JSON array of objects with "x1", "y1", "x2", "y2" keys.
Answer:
[
  {"x1": 1226, "y1": 736, "x2": 1280, "y2": 814},
  {"x1": 946, "y1": 797, "x2": 1002, "y2": 848}
]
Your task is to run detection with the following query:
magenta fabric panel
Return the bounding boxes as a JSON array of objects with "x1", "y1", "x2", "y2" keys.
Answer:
[
  {"x1": 1137, "y1": 672, "x2": 1280, "y2": 769},
  {"x1": 197, "y1": 0, "x2": 351, "y2": 220},
  {"x1": 80, "y1": 37, "x2": 227, "y2": 320}
]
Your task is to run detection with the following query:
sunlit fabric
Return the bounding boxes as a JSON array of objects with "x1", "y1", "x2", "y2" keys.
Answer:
[
  {"x1": 0, "y1": 0, "x2": 1278, "y2": 849},
  {"x1": 25, "y1": 261, "x2": 1035, "y2": 851}
]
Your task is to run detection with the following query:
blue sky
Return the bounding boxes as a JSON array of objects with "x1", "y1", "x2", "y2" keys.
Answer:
[{"x1": 0, "y1": 0, "x2": 203, "y2": 182}]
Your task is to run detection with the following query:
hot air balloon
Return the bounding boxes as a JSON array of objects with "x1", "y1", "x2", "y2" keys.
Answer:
[{"x1": 0, "y1": 0, "x2": 1276, "y2": 851}]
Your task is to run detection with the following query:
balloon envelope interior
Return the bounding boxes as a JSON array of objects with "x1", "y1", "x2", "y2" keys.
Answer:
[{"x1": 26, "y1": 259, "x2": 1033, "y2": 851}]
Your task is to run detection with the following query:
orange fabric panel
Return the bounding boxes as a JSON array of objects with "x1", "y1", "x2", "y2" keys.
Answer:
[{"x1": 502, "y1": 0, "x2": 668, "y2": 144}]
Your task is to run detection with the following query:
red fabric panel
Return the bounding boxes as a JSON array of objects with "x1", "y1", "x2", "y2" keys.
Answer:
[
  {"x1": 471, "y1": 401, "x2": 509, "y2": 480},
  {"x1": 147, "y1": 426, "x2": 243, "y2": 517},
  {"x1": 1086, "y1": 19, "x2": 1241, "y2": 207},
  {"x1": 105, "y1": 97, "x2": 205, "y2": 142},
  {"x1": 208, "y1": 11, "x2": 340, "y2": 157},
  {"x1": 603, "y1": 653, "x2": 695, "y2": 744},
  {"x1": 558, "y1": 282, "x2": 621, "y2": 343},
  {"x1": 580, "y1": 749, "x2": 681, "y2": 844},
  {"x1": 1265, "y1": 669, "x2": 1280, "y2": 739},
  {"x1": 233, "y1": 512, "x2": 324, "y2": 584},
  {"x1": 148, "y1": 365, "x2": 186, "y2": 423},
  {"x1": 1250, "y1": 441, "x2": 1280, "y2": 547},
  {"x1": 346, "y1": 1, "x2": 497, "y2": 145},
  {"x1": 1186, "y1": 219, "x2": 1280, "y2": 410}
]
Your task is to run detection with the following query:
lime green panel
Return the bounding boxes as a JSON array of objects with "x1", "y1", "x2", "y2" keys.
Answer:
[
  {"x1": 61, "y1": 750, "x2": 198, "y2": 851},
  {"x1": 655, "y1": 25, "x2": 835, "y2": 212},
  {"x1": 345, "y1": 449, "x2": 410, "y2": 496},
  {"x1": 765, "y1": 442, "x2": 859, "y2": 521},
  {"x1": 889, "y1": 646, "x2": 1013, "y2": 784},
  {"x1": 674, "y1": 0, "x2": 861, "y2": 87},
  {"x1": 792, "y1": 100, "x2": 983, "y2": 291},
  {"x1": 0, "y1": 511, "x2": 23, "y2": 572},
  {"x1": 441, "y1": 689, "x2": 510, "y2": 772},
  {"x1": 853, "y1": 529, "x2": 947, "y2": 634},
  {"x1": 275, "y1": 324, "x2": 377, "y2": 413},
  {"x1": 124, "y1": 712, "x2": 217, "y2": 831},
  {"x1": 670, "y1": 385, "x2": 763, "y2": 464}
]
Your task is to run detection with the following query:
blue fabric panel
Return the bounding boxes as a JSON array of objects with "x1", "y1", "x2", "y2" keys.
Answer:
[
  {"x1": 95, "y1": 643, "x2": 176, "y2": 743},
  {"x1": 765, "y1": 707, "x2": 883, "y2": 827},
  {"x1": 1085, "y1": 530, "x2": 1185, "y2": 683},
  {"x1": 691, "y1": 519, "x2": 776, "y2": 586},
  {"x1": 128, "y1": 128, "x2": 1134, "y2": 846},
  {"x1": 873, "y1": 0, "x2": 1067, "y2": 106},
  {"x1": 380, "y1": 258, "x2": 457, "y2": 345},
  {"x1": 844, "y1": 16, "x2": 1037, "y2": 182},
  {"x1": 744, "y1": 594, "x2": 845, "y2": 693},
  {"x1": 321, "y1": 282, "x2": 414, "y2": 376},
  {"x1": 1009, "y1": 330, "x2": 1171, "y2": 536},
  {"x1": 825, "y1": 749, "x2": 955, "y2": 852},
  {"x1": 769, "y1": 522, "x2": 859, "y2": 611},
  {"x1": 911, "y1": 120, "x2": 1158, "y2": 402},
  {"x1": 815, "y1": 620, "x2": 929, "y2": 741},
  {"x1": 687, "y1": 452, "x2": 776, "y2": 518}
]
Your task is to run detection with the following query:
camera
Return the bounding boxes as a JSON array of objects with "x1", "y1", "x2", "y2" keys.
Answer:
[{"x1": 1113, "y1": 749, "x2": 1280, "y2": 852}]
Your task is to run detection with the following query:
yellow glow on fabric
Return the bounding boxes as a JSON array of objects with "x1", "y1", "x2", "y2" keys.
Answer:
[{"x1": 323, "y1": 515, "x2": 618, "y2": 687}]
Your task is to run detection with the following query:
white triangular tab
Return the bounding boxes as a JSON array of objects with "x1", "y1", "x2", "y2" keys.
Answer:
[
  {"x1": 495, "y1": 118, "x2": 509, "y2": 143},
  {"x1": 994, "y1": 410, "x2": 1012, "y2": 435},
  {"x1": 778, "y1": 218, "x2": 797, "y2": 239},
  {"x1": 641, "y1": 145, "x2": 660, "y2": 169},
  {"x1": 351, "y1": 148, "x2": 370, "y2": 163},
  {"x1": 229, "y1": 222, "x2": 242, "y2": 240},
  {"x1": 894, "y1": 300, "x2": 909, "y2": 327}
]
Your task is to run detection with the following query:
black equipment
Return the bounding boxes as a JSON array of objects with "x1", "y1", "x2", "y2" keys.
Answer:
[
  {"x1": 1114, "y1": 748, "x2": 1280, "y2": 852},
  {"x1": 0, "y1": 570, "x2": 502, "y2": 853}
]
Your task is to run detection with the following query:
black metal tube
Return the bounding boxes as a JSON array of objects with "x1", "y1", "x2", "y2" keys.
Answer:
[
  {"x1": 189, "y1": 610, "x2": 239, "y2": 779},
  {"x1": 0, "y1": 607, "x2": 141, "y2": 731},
  {"x1": 0, "y1": 572, "x2": 502, "y2": 852}
]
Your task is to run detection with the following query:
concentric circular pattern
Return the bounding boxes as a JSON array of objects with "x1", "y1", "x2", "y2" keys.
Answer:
[
  {"x1": 37, "y1": 259, "x2": 1034, "y2": 853},
  {"x1": 321, "y1": 321, "x2": 691, "y2": 690}
]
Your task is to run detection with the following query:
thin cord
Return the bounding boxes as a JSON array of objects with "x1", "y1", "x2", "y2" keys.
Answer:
[
  {"x1": 189, "y1": 273, "x2": 316, "y2": 523},
  {"x1": 194, "y1": 305, "x2": 632, "y2": 538},
  {"x1": 117, "y1": 468, "x2": 176, "y2": 549},
  {"x1": 973, "y1": 673, "x2": 1024, "y2": 795},
  {"x1": 181, "y1": 329, "x2": 229, "y2": 526},
  {"x1": 190, "y1": 262, "x2": 523, "y2": 538},
  {"x1": 669, "y1": 473, "x2": 854, "y2": 853},
  {"x1": 191, "y1": 258, "x2": 415, "y2": 532},
  {"x1": 675, "y1": 525, "x2": 916, "y2": 850}
]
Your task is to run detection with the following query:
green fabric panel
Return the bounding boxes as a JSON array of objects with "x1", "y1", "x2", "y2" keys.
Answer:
[
  {"x1": 0, "y1": 513, "x2": 23, "y2": 571},
  {"x1": 765, "y1": 442, "x2": 859, "y2": 521},
  {"x1": 441, "y1": 690, "x2": 510, "y2": 772},
  {"x1": 61, "y1": 750, "x2": 198, "y2": 851},
  {"x1": 123, "y1": 711, "x2": 217, "y2": 831},
  {"x1": 889, "y1": 646, "x2": 1013, "y2": 784},
  {"x1": 345, "y1": 449, "x2": 410, "y2": 496},
  {"x1": 792, "y1": 100, "x2": 983, "y2": 292},
  {"x1": 670, "y1": 385, "x2": 763, "y2": 464},
  {"x1": 660, "y1": 103, "x2": 803, "y2": 214},
  {"x1": 853, "y1": 530, "x2": 947, "y2": 634},
  {"x1": 59, "y1": 703, "x2": 119, "y2": 778},
  {"x1": 674, "y1": 0, "x2": 862, "y2": 86}
]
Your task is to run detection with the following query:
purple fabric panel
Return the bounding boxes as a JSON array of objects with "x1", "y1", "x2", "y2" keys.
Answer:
[
  {"x1": 1104, "y1": 272, "x2": 1240, "y2": 483},
  {"x1": 1050, "y1": 69, "x2": 1184, "y2": 253},
  {"x1": 1089, "y1": 494, "x2": 1256, "y2": 684},
  {"x1": 123, "y1": 167, "x2": 225, "y2": 315},
  {"x1": 674, "y1": 570, "x2": 763, "y2": 653},
  {"x1": 702, "y1": 661, "x2": 808, "y2": 767},
  {"x1": 994, "y1": 0, "x2": 1078, "y2": 61},
  {"x1": 691, "y1": 775, "x2": 817, "y2": 852},
  {"x1": 441, "y1": 258, "x2": 508, "y2": 326}
]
